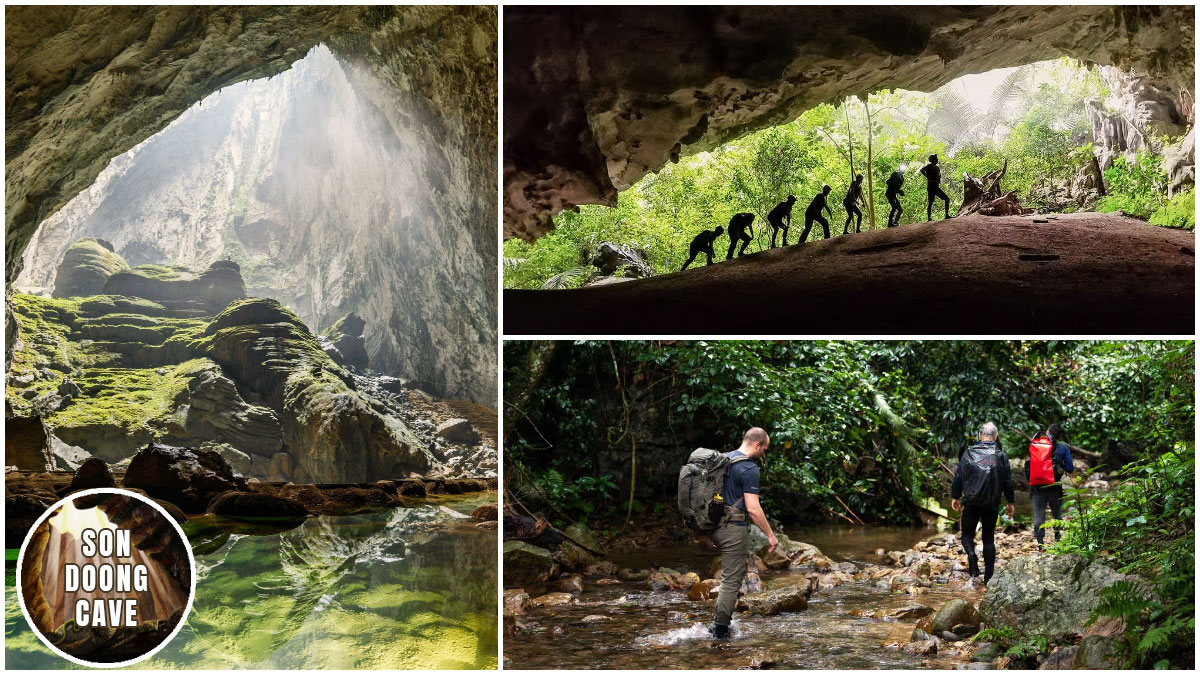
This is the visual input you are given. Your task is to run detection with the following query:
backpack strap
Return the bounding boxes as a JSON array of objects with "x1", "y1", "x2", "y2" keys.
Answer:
[{"x1": 725, "y1": 455, "x2": 753, "y2": 510}]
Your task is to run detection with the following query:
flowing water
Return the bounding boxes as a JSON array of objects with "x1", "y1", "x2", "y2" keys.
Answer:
[
  {"x1": 506, "y1": 494, "x2": 1038, "y2": 670},
  {"x1": 6, "y1": 493, "x2": 497, "y2": 669}
]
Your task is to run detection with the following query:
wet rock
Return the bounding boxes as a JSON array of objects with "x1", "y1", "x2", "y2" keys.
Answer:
[
  {"x1": 123, "y1": 443, "x2": 249, "y2": 513},
  {"x1": 738, "y1": 586, "x2": 808, "y2": 615},
  {"x1": 979, "y1": 553, "x2": 1151, "y2": 639},
  {"x1": 902, "y1": 638, "x2": 938, "y2": 656},
  {"x1": 396, "y1": 478, "x2": 427, "y2": 497},
  {"x1": 618, "y1": 567, "x2": 651, "y2": 582},
  {"x1": 504, "y1": 540, "x2": 556, "y2": 593},
  {"x1": 646, "y1": 567, "x2": 681, "y2": 591},
  {"x1": 595, "y1": 578, "x2": 621, "y2": 586},
  {"x1": 504, "y1": 589, "x2": 530, "y2": 616},
  {"x1": 676, "y1": 572, "x2": 700, "y2": 590},
  {"x1": 940, "y1": 631, "x2": 959, "y2": 641},
  {"x1": 471, "y1": 503, "x2": 498, "y2": 521},
  {"x1": 530, "y1": 592, "x2": 574, "y2": 607},
  {"x1": 666, "y1": 610, "x2": 688, "y2": 622},
  {"x1": 436, "y1": 418, "x2": 481, "y2": 446},
  {"x1": 688, "y1": 579, "x2": 721, "y2": 601},
  {"x1": 890, "y1": 574, "x2": 919, "y2": 593},
  {"x1": 554, "y1": 541, "x2": 595, "y2": 571},
  {"x1": 68, "y1": 457, "x2": 116, "y2": 491},
  {"x1": 971, "y1": 641, "x2": 1002, "y2": 662},
  {"x1": 579, "y1": 614, "x2": 611, "y2": 624},
  {"x1": 5, "y1": 414, "x2": 54, "y2": 471},
  {"x1": 880, "y1": 604, "x2": 934, "y2": 621},
  {"x1": 584, "y1": 561, "x2": 619, "y2": 577},
  {"x1": 952, "y1": 623, "x2": 980, "y2": 638},
  {"x1": 740, "y1": 570, "x2": 764, "y2": 594},
  {"x1": 550, "y1": 574, "x2": 584, "y2": 594},
  {"x1": 929, "y1": 599, "x2": 982, "y2": 635},
  {"x1": 207, "y1": 491, "x2": 309, "y2": 521}
]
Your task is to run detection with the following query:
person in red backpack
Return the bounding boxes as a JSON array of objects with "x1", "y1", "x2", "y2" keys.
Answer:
[{"x1": 1025, "y1": 422, "x2": 1075, "y2": 550}]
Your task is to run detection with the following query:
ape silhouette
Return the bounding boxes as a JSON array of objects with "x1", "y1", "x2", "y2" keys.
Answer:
[
  {"x1": 768, "y1": 195, "x2": 797, "y2": 248},
  {"x1": 682, "y1": 226, "x2": 724, "y2": 271},
  {"x1": 885, "y1": 167, "x2": 906, "y2": 227},
  {"x1": 842, "y1": 174, "x2": 865, "y2": 235},
  {"x1": 726, "y1": 212, "x2": 755, "y2": 260},
  {"x1": 921, "y1": 154, "x2": 951, "y2": 221},
  {"x1": 800, "y1": 185, "x2": 833, "y2": 244}
]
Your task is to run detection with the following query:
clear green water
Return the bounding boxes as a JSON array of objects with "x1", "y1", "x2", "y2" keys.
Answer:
[{"x1": 6, "y1": 493, "x2": 497, "y2": 669}]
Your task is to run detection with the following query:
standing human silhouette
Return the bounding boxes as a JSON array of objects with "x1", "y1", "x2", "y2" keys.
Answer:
[
  {"x1": 885, "y1": 167, "x2": 906, "y2": 227},
  {"x1": 767, "y1": 196, "x2": 797, "y2": 248},
  {"x1": 726, "y1": 213, "x2": 755, "y2": 260},
  {"x1": 842, "y1": 174, "x2": 865, "y2": 235},
  {"x1": 681, "y1": 226, "x2": 724, "y2": 271},
  {"x1": 800, "y1": 185, "x2": 833, "y2": 244},
  {"x1": 920, "y1": 154, "x2": 951, "y2": 221}
]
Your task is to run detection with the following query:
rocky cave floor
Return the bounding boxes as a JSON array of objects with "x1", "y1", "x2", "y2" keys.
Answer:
[{"x1": 505, "y1": 213, "x2": 1194, "y2": 334}]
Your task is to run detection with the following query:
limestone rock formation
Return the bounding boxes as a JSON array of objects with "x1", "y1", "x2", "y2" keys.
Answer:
[
  {"x1": 590, "y1": 242, "x2": 654, "y2": 278},
  {"x1": 51, "y1": 238, "x2": 129, "y2": 298},
  {"x1": 103, "y1": 261, "x2": 246, "y2": 314},
  {"x1": 322, "y1": 313, "x2": 369, "y2": 370},
  {"x1": 7, "y1": 6, "x2": 497, "y2": 406},
  {"x1": 979, "y1": 553, "x2": 1151, "y2": 640},
  {"x1": 123, "y1": 443, "x2": 250, "y2": 513},
  {"x1": 503, "y1": 6, "x2": 1194, "y2": 239},
  {"x1": 4, "y1": 413, "x2": 54, "y2": 471},
  {"x1": 6, "y1": 251, "x2": 491, "y2": 482},
  {"x1": 207, "y1": 490, "x2": 309, "y2": 522}
]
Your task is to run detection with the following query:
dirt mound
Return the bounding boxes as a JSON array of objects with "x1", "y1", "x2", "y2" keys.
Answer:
[{"x1": 505, "y1": 213, "x2": 1193, "y2": 334}]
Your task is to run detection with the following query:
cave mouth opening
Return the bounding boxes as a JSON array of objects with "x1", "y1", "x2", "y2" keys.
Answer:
[
  {"x1": 503, "y1": 58, "x2": 1194, "y2": 292},
  {"x1": 13, "y1": 43, "x2": 419, "y2": 343}
]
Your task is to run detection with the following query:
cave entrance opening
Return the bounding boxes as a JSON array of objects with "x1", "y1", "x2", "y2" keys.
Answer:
[
  {"x1": 13, "y1": 44, "x2": 403, "y2": 343},
  {"x1": 503, "y1": 58, "x2": 1194, "y2": 292}
]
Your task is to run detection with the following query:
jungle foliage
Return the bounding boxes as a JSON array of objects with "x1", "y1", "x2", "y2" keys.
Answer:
[
  {"x1": 504, "y1": 340, "x2": 1193, "y2": 530},
  {"x1": 505, "y1": 60, "x2": 1193, "y2": 290}
]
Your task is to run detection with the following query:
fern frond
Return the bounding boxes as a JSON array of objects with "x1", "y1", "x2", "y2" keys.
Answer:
[{"x1": 541, "y1": 267, "x2": 586, "y2": 290}]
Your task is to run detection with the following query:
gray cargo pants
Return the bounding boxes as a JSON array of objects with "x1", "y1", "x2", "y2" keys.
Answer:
[{"x1": 711, "y1": 513, "x2": 749, "y2": 627}]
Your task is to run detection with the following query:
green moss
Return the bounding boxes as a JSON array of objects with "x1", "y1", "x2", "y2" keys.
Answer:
[
  {"x1": 45, "y1": 360, "x2": 215, "y2": 433},
  {"x1": 125, "y1": 263, "x2": 195, "y2": 281}
]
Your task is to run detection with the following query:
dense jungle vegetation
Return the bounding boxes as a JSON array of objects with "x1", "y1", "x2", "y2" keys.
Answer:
[
  {"x1": 504, "y1": 339, "x2": 1194, "y2": 666},
  {"x1": 505, "y1": 60, "x2": 1194, "y2": 290}
]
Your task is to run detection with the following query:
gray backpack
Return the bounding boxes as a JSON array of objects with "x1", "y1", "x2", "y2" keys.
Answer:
[{"x1": 677, "y1": 448, "x2": 749, "y2": 532}]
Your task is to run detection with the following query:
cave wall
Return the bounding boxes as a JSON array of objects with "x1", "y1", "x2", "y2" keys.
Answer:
[
  {"x1": 504, "y1": 5, "x2": 1195, "y2": 240},
  {"x1": 6, "y1": 6, "x2": 497, "y2": 404}
]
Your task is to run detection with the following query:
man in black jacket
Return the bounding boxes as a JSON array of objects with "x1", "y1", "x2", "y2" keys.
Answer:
[{"x1": 951, "y1": 422, "x2": 1015, "y2": 585}]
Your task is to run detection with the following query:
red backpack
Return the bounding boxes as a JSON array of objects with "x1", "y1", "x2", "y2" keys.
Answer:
[{"x1": 1028, "y1": 435, "x2": 1056, "y2": 486}]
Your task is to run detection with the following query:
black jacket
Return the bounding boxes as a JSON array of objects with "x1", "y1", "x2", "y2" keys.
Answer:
[{"x1": 951, "y1": 440, "x2": 1015, "y2": 507}]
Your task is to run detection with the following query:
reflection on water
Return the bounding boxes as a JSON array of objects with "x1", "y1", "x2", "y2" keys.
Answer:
[
  {"x1": 6, "y1": 494, "x2": 497, "y2": 669},
  {"x1": 508, "y1": 523, "x2": 992, "y2": 670}
]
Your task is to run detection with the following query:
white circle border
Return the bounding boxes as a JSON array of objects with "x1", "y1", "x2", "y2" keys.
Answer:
[{"x1": 14, "y1": 487, "x2": 198, "y2": 668}]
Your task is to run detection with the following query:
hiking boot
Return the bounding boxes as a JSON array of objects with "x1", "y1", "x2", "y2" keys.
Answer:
[
  {"x1": 966, "y1": 554, "x2": 980, "y2": 578},
  {"x1": 709, "y1": 622, "x2": 730, "y2": 640}
]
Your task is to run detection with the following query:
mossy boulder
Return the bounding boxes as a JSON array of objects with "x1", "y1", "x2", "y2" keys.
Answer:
[
  {"x1": 103, "y1": 260, "x2": 245, "y2": 314},
  {"x1": 979, "y1": 553, "x2": 1151, "y2": 640},
  {"x1": 504, "y1": 540, "x2": 555, "y2": 593},
  {"x1": 52, "y1": 238, "x2": 129, "y2": 298}
]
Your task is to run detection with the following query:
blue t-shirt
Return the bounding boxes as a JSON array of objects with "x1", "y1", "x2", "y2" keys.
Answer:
[
  {"x1": 722, "y1": 451, "x2": 760, "y2": 525},
  {"x1": 1055, "y1": 442, "x2": 1075, "y2": 474}
]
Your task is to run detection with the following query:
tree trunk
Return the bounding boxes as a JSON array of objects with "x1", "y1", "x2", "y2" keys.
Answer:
[{"x1": 863, "y1": 98, "x2": 878, "y2": 229}]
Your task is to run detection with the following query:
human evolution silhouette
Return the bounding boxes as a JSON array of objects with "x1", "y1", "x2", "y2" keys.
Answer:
[{"x1": 682, "y1": 155, "x2": 953, "y2": 271}]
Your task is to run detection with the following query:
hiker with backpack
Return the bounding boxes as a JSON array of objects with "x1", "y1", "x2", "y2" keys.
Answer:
[
  {"x1": 676, "y1": 427, "x2": 778, "y2": 640},
  {"x1": 1025, "y1": 423, "x2": 1075, "y2": 550},
  {"x1": 950, "y1": 422, "x2": 1015, "y2": 585}
]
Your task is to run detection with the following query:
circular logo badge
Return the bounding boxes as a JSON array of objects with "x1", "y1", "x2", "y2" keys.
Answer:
[{"x1": 16, "y1": 488, "x2": 196, "y2": 667}]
